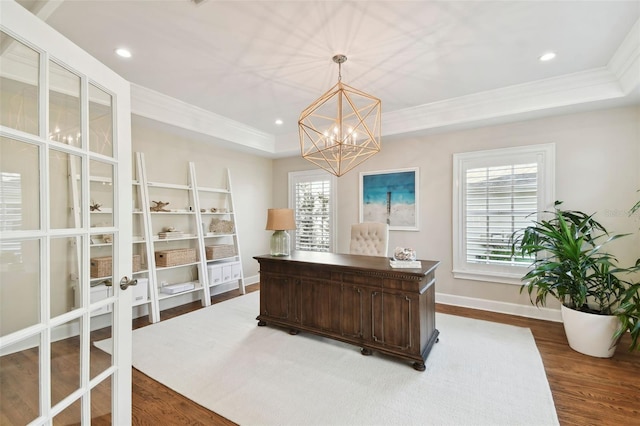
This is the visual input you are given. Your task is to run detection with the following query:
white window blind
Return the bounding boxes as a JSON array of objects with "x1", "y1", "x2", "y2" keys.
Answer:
[
  {"x1": 465, "y1": 164, "x2": 537, "y2": 265},
  {"x1": 289, "y1": 170, "x2": 336, "y2": 253},
  {"x1": 453, "y1": 144, "x2": 555, "y2": 284},
  {"x1": 0, "y1": 172, "x2": 23, "y2": 259}
]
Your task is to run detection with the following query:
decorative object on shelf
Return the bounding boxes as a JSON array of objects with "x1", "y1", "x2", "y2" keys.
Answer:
[
  {"x1": 102, "y1": 234, "x2": 113, "y2": 244},
  {"x1": 200, "y1": 208, "x2": 206, "y2": 213},
  {"x1": 209, "y1": 218, "x2": 234, "y2": 234},
  {"x1": 265, "y1": 208, "x2": 296, "y2": 256},
  {"x1": 90, "y1": 202, "x2": 102, "y2": 212},
  {"x1": 390, "y1": 247, "x2": 421, "y2": 268},
  {"x1": 150, "y1": 200, "x2": 170, "y2": 212},
  {"x1": 210, "y1": 207, "x2": 218, "y2": 212},
  {"x1": 393, "y1": 247, "x2": 416, "y2": 261},
  {"x1": 298, "y1": 54, "x2": 381, "y2": 177}
]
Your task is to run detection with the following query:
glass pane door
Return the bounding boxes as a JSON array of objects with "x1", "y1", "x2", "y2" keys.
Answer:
[{"x1": 0, "y1": 4, "x2": 132, "y2": 424}]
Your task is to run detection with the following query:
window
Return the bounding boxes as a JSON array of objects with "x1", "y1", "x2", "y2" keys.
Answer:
[
  {"x1": 0, "y1": 172, "x2": 23, "y2": 262},
  {"x1": 289, "y1": 170, "x2": 337, "y2": 252},
  {"x1": 453, "y1": 144, "x2": 555, "y2": 284}
]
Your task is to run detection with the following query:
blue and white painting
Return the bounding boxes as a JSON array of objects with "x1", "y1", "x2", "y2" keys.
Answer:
[{"x1": 360, "y1": 168, "x2": 418, "y2": 230}]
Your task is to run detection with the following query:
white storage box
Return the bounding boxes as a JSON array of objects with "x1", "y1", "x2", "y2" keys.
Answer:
[
  {"x1": 208, "y1": 262, "x2": 241, "y2": 286},
  {"x1": 222, "y1": 264, "x2": 232, "y2": 282},
  {"x1": 90, "y1": 284, "x2": 112, "y2": 316},
  {"x1": 232, "y1": 263, "x2": 242, "y2": 280},
  {"x1": 133, "y1": 278, "x2": 149, "y2": 303},
  {"x1": 208, "y1": 264, "x2": 223, "y2": 285}
]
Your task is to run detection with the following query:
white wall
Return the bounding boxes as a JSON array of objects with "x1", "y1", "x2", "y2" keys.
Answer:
[
  {"x1": 131, "y1": 115, "x2": 273, "y2": 285},
  {"x1": 273, "y1": 106, "x2": 640, "y2": 316}
]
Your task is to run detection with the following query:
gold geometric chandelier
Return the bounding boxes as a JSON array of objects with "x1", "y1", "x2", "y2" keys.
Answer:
[{"x1": 298, "y1": 54, "x2": 381, "y2": 177}]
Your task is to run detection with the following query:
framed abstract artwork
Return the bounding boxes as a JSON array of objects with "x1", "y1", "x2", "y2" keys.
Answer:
[{"x1": 359, "y1": 167, "x2": 419, "y2": 231}]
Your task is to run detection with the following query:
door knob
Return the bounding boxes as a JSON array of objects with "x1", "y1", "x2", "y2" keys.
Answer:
[{"x1": 119, "y1": 276, "x2": 138, "y2": 290}]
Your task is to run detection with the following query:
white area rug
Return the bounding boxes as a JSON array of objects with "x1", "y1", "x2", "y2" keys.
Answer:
[{"x1": 97, "y1": 291, "x2": 559, "y2": 425}]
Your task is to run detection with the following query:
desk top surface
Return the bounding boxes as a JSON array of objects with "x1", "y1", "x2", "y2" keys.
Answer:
[{"x1": 254, "y1": 251, "x2": 439, "y2": 277}]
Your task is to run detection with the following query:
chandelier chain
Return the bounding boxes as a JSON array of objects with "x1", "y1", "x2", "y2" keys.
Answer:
[{"x1": 332, "y1": 54, "x2": 347, "y2": 82}]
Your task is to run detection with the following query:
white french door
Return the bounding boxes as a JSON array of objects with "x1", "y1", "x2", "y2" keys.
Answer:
[{"x1": 0, "y1": 2, "x2": 133, "y2": 425}]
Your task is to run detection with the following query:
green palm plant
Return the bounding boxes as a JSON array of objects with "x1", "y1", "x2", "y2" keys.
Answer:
[
  {"x1": 511, "y1": 201, "x2": 640, "y2": 351},
  {"x1": 614, "y1": 192, "x2": 640, "y2": 350}
]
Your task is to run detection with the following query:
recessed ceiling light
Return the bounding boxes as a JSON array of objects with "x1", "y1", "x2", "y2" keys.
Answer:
[
  {"x1": 275, "y1": 119, "x2": 283, "y2": 125},
  {"x1": 539, "y1": 52, "x2": 556, "y2": 62},
  {"x1": 115, "y1": 48, "x2": 132, "y2": 58}
]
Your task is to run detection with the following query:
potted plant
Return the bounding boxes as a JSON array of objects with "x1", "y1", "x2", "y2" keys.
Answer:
[{"x1": 511, "y1": 201, "x2": 640, "y2": 357}]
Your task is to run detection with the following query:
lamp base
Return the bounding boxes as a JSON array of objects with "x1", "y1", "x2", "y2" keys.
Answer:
[{"x1": 270, "y1": 230, "x2": 291, "y2": 257}]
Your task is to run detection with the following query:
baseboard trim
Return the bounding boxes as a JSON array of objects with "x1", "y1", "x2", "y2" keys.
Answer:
[
  {"x1": 436, "y1": 292, "x2": 562, "y2": 323},
  {"x1": 242, "y1": 274, "x2": 260, "y2": 287}
]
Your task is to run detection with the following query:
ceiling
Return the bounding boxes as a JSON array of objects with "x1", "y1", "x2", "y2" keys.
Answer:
[{"x1": 18, "y1": 0, "x2": 640, "y2": 157}]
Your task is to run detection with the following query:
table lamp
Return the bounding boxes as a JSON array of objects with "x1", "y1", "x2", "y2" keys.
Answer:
[{"x1": 265, "y1": 208, "x2": 296, "y2": 256}]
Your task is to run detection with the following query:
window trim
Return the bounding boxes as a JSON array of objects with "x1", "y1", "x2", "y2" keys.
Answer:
[
  {"x1": 288, "y1": 169, "x2": 337, "y2": 253},
  {"x1": 452, "y1": 143, "x2": 555, "y2": 285}
]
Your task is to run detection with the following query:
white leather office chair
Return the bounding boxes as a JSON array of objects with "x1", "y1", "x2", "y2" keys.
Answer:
[{"x1": 349, "y1": 222, "x2": 389, "y2": 257}]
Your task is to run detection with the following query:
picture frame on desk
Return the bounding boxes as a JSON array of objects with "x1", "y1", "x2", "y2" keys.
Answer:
[{"x1": 359, "y1": 167, "x2": 419, "y2": 231}]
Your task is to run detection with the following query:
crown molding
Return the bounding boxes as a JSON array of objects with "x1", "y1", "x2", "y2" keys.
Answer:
[
  {"x1": 608, "y1": 18, "x2": 640, "y2": 94},
  {"x1": 382, "y1": 66, "x2": 627, "y2": 137},
  {"x1": 130, "y1": 84, "x2": 275, "y2": 154}
]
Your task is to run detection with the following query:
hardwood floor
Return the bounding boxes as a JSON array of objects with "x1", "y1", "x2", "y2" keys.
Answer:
[{"x1": 2, "y1": 283, "x2": 639, "y2": 425}]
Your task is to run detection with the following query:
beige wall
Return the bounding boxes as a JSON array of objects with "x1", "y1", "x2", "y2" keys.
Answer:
[
  {"x1": 3, "y1": 105, "x2": 637, "y2": 333},
  {"x1": 132, "y1": 115, "x2": 273, "y2": 283},
  {"x1": 273, "y1": 106, "x2": 640, "y2": 309}
]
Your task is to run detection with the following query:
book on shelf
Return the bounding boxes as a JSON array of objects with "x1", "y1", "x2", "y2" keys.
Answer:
[
  {"x1": 160, "y1": 281, "x2": 196, "y2": 294},
  {"x1": 389, "y1": 260, "x2": 422, "y2": 269},
  {"x1": 158, "y1": 231, "x2": 184, "y2": 239}
]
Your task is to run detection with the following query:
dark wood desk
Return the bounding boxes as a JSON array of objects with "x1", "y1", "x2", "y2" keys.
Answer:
[{"x1": 254, "y1": 252, "x2": 440, "y2": 371}]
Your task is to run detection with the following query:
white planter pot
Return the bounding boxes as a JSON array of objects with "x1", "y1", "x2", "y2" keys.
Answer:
[{"x1": 561, "y1": 305, "x2": 620, "y2": 358}]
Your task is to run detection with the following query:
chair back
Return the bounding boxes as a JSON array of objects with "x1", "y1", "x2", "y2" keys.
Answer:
[{"x1": 349, "y1": 222, "x2": 389, "y2": 257}]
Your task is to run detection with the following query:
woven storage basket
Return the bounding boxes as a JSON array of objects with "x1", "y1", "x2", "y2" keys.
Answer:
[
  {"x1": 206, "y1": 245, "x2": 236, "y2": 260},
  {"x1": 155, "y1": 248, "x2": 196, "y2": 267},
  {"x1": 132, "y1": 255, "x2": 141, "y2": 272},
  {"x1": 90, "y1": 256, "x2": 112, "y2": 278},
  {"x1": 91, "y1": 255, "x2": 143, "y2": 278}
]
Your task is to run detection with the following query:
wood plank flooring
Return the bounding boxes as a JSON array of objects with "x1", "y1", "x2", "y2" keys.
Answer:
[{"x1": 2, "y1": 283, "x2": 639, "y2": 425}]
